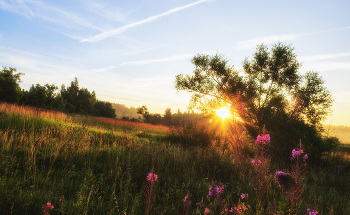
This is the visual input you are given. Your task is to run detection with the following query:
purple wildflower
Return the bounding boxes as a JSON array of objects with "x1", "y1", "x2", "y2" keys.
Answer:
[
  {"x1": 303, "y1": 154, "x2": 308, "y2": 160},
  {"x1": 274, "y1": 171, "x2": 296, "y2": 193},
  {"x1": 209, "y1": 186, "x2": 213, "y2": 197},
  {"x1": 255, "y1": 134, "x2": 270, "y2": 144},
  {"x1": 234, "y1": 206, "x2": 242, "y2": 214},
  {"x1": 147, "y1": 173, "x2": 158, "y2": 182},
  {"x1": 307, "y1": 208, "x2": 318, "y2": 215},
  {"x1": 183, "y1": 195, "x2": 188, "y2": 203},
  {"x1": 209, "y1": 182, "x2": 224, "y2": 199},
  {"x1": 241, "y1": 193, "x2": 246, "y2": 199},
  {"x1": 292, "y1": 149, "x2": 304, "y2": 159},
  {"x1": 251, "y1": 160, "x2": 255, "y2": 164},
  {"x1": 41, "y1": 202, "x2": 54, "y2": 214},
  {"x1": 215, "y1": 184, "x2": 224, "y2": 199}
]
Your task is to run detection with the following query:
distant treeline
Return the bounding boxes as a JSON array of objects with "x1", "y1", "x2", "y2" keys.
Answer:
[
  {"x1": 112, "y1": 102, "x2": 208, "y2": 128},
  {"x1": 0, "y1": 67, "x2": 116, "y2": 118},
  {"x1": 1, "y1": 66, "x2": 204, "y2": 125},
  {"x1": 324, "y1": 125, "x2": 350, "y2": 143}
]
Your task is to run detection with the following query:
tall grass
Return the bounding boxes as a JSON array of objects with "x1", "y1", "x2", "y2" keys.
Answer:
[{"x1": 1, "y1": 103, "x2": 350, "y2": 214}]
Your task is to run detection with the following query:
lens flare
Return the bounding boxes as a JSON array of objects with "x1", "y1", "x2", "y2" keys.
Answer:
[{"x1": 216, "y1": 107, "x2": 231, "y2": 119}]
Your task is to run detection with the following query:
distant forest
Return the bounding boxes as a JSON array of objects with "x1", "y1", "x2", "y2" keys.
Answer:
[
  {"x1": 112, "y1": 103, "x2": 140, "y2": 120},
  {"x1": 0, "y1": 66, "x2": 206, "y2": 126}
]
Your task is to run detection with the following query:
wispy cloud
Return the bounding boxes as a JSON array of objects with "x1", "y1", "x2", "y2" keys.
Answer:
[
  {"x1": 82, "y1": 0, "x2": 133, "y2": 23},
  {"x1": 299, "y1": 52, "x2": 350, "y2": 62},
  {"x1": 120, "y1": 53, "x2": 193, "y2": 66},
  {"x1": 90, "y1": 53, "x2": 193, "y2": 72},
  {"x1": 236, "y1": 26, "x2": 350, "y2": 50},
  {"x1": 0, "y1": 0, "x2": 104, "y2": 31},
  {"x1": 301, "y1": 61, "x2": 350, "y2": 72},
  {"x1": 80, "y1": 0, "x2": 213, "y2": 43},
  {"x1": 90, "y1": 66, "x2": 118, "y2": 72},
  {"x1": 236, "y1": 34, "x2": 301, "y2": 49},
  {"x1": 299, "y1": 51, "x2": 350, "y2": 72}
]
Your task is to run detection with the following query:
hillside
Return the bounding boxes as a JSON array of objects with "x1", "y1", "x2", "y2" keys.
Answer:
[{"x1": 111, "y1": 103, "x2": 140, "y2": 120}]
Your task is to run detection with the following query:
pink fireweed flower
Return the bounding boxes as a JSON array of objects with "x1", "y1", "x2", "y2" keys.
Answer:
[
  {"x1": 274, "y1": 171, "x2": 296, "y2": 193},
  {"x1": 183, "y1": 195, "x2": 191, "y2": 205},
  {"x1": 41, "y1": 202, "x2": 54, "y2": 214},
  {"x1": 303, "y1": 154, "x2": 308, "y2": 160},
  {"x1": 209, "y1": 183, "x2": 224, "y2": 199},
  {"x1": 205, "y1": 208, "x2": 210, "y2": 213},
  {"x1": 234, "y1": 206, "x2": 242, "y2": 214},
  {"x1": 274, "y1": 171, "x2": 287, "y2": 181},
  {"x1": 46, "y1": 202, "x2": 54, "y2": 209},
  {"x1": 183, "y1": 195, "x2": 188, "y2": 203},
  {"x1": 307, "y1": 208, "x2": 318, "y2": 215},
  {"x1": 241, "y1": 193, "x2": 246, "y2": 199},
  {"x1": 147, "y1": 173, "x2": 158, "y2": 182},
  {"x1": 215, "y1": 184, "x2": 224, "y2": 199},
  {"x1": 292, "y1": 149, "x2": 304, "y2": 159},
  {"x1": 255, "y1": 134, "x2": 270, "y2": 144},
  {"x1": 252, "y1": 159, "x2": 261, "y2": 165}
]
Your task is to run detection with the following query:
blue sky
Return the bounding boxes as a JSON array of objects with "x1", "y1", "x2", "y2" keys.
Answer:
[{"x1": 0, "y1": 0, "x2": 349, "y2": 126}]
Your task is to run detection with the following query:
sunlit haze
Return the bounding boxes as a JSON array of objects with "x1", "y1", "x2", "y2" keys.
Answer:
[
  {"x1": 216, "y1": 107, "x2": 231, "y2": 120},
  {"x1": 0, "y1": 0, "x2": 349, "y2": 126}
]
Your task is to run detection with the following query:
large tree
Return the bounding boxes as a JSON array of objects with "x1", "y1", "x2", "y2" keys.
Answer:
[
  {"x1": 0, "y1": 67, "x2": 24, "y2": 103},
  {"x1": 175, "y1": 42, "x2": 334, "y2": 160}
]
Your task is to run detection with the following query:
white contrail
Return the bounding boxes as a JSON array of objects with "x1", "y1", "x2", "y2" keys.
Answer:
[{"x1": 80, "y1": 0, "x2": 211, "y2": 43}]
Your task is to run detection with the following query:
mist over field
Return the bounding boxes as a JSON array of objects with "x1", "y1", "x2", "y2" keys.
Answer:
[{"x1": 324, "y1": 125, "x2": 350, "y2": 144}]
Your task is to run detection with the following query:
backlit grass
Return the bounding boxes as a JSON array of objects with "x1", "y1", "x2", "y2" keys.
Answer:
[{"x1": 1, "y1": 103, "x2": 350, "y2": 214}]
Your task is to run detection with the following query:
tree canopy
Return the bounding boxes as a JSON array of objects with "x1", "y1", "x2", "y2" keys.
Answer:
[
  {"x1": 0, "y1": 67, "x2": 24, "y2": 103},
  {"x1": 0, "y1": 73, "x2": 118, "y2": 119},
  {"x1": 175, "y1": 42, "x2": 334, "y2": 160}
]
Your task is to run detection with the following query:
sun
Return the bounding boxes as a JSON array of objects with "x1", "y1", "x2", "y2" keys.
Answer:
[{"x1": 216, "y1": 107, "x2": 231, "y2": 119}]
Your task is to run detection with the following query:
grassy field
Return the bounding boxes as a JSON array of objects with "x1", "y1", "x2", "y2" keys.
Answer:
[{"x1": 1, "y1": 103, "x2": 350, "y2": 214}]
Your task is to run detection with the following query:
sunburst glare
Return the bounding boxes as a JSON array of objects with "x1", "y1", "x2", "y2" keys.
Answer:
[{"x1": 216, "y1": 107, "x2": 231, "y2": 119}]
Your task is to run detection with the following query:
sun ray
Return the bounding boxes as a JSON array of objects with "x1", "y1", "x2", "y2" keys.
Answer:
[{"x1": 216, "y1": 107, "x2": 231, "y2": 119}]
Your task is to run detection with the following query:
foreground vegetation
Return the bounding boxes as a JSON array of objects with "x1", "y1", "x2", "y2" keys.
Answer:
[{"x1": 0, "y1": 103, "x2": 350, "y2": 215}]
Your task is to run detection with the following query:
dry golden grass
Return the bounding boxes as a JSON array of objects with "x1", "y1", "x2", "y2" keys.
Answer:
[
  {"x1": 91, "y1": 116, "x2": 169, "y2": 131},
  {"x1": 0, "y1": 103, "x2": 68, "y2": 121}
]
